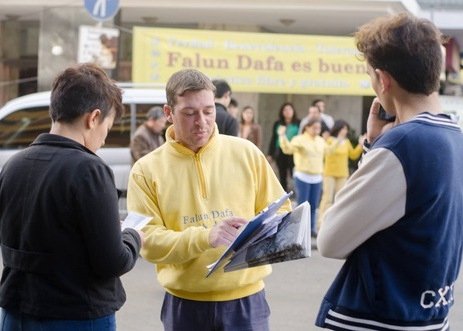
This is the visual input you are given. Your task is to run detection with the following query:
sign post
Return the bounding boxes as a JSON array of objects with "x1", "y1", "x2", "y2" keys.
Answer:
[{"x1": 83, "y1": 0, "x2": 120, "y2": 21}]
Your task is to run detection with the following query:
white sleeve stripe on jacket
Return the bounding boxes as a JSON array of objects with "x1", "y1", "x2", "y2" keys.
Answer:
[{"x1": 317, "y1": 147, "x2": 407, "y2": 259}]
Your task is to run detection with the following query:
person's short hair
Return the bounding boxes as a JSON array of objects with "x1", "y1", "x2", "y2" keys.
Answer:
[
  {"x1": 229, "y1": 98, "x2": 238, "y2": 108},
  {"x1": 166, "y1": 68, "x2": 216, "y2": 109},
  {"x1": 354, "y1": 13, "x2": 443, "y2": 95},
  {"x1": 146, "y1": 106, "x2": 164, "y2": 121},
  {"x1": 50, "y1": 63, "x2": 123, "y2": 123},
  {"x1": 212, "y1": 79, "x2": 231, "y2": 98},
  {"x1": 312, "y1": 99, "x2": 324, "y2": 107}
]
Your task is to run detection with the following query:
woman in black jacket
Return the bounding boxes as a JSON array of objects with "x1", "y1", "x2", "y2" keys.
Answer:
[
  {"x1": 0, "y1": 63, "x2": 144, "y2": 331},
  {"x1": 267, "y1": 102, "x2": 300, "y2": 192}
]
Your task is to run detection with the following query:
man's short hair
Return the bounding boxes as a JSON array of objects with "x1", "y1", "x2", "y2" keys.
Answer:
[
  {"x1": 166, "y1": 68, "x2": 216, "y2": 109},
  {"x1": 212, "y1": 79, "x2": 231, "y2": 99},
  {"x1": 312, "y1": 99, "x2": 324, "y2": 107},
  {"x1": 146, "y1": 106, "x2": 164, "y2": 120},
  {"x1": 50, "y1": 63, "x2": 123, "y2": 123},
  {"x1": 354, "y1": 13, "x2": 443, "y2": 95},
  {"x1": 229, "y1": 98, "x2": 238, "y2": 108}
]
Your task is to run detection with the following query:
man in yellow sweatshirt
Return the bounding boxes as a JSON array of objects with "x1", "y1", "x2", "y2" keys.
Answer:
[{"x1": 127, "y1": 68, "x2": 291, "y2": 330}]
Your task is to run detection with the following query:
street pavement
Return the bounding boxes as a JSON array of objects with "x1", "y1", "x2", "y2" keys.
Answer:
[{"x1": 117, "y1": 248, "x2": 463, "y2": 330}]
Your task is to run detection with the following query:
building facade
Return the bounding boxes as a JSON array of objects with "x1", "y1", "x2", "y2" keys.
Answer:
[{"x1": 1, "y1": 0, "x2": 462, "y2": 149}]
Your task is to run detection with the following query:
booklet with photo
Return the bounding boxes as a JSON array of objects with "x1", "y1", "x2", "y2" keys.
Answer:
[
  {"x1": 206, "y1": 191, "x2": 295, "y2": 277},
  {"x1": 121, "y1": 212, "x2": 152, "y2": 231},
  {"x1": 223, "y1": 201, "x2": 310, "y2": 272}
]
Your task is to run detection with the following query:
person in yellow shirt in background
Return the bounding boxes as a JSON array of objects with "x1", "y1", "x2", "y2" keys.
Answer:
[
  {"x1": 316, "y1": 119, "x2": 365, "y2": 231},
  {"x1": 127, "y1": 68, "x2": 291, "y2": 331},
  {"x1": 278, "y1": 118, "x2": 340, "y2": 237}
]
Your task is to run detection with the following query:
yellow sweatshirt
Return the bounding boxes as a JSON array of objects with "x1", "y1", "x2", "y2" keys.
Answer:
[
  {"x1": 127, "y1": 125, "x2": 291, "y2": 301},
  {"x1": 323, "y1": 137, "x2": 362, "y2": 178},
  {"x1": 279, "y1": 133, "x2": 338, "y2": 175}
]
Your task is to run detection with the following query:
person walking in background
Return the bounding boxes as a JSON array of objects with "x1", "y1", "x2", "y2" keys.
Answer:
[
  {"x1": 227, "y1": 97, "x2": 239, "y2": 118},
  {"x1": 267, "y1": 102, "x2": 299, "y2": 192},
  {"x1": 212, "y1": 79, "x2": 239, "y2": 136},
  {"x1": 130, "y1": 106, "x2": 167, "y2": 164},
  {"x1": 313, "y1": 99, "x2": 334, "y2": 130},
  {"x1": 316, "y1": 119, "x2": 364, "y2": 231},
  {"x1": 127, "y1": 68, "x2": 291, "y2": 331},
  {"x1": 239, "y1": 105, "x2": 263, "y2": 150},
  {"x1": 278, "y1": 118, "x2": 340, "y2": 237},
  {"x1": 316, "y1": 13, "x2": 463, "y2": 330},
  {"x1": 0, "y1": 63, "x2": 144, "y2": 331}
]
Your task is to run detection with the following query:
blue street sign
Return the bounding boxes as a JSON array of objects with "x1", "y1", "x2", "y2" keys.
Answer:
[{"x1": 83, "y1": 0, "x2": 120, "y2": 21}]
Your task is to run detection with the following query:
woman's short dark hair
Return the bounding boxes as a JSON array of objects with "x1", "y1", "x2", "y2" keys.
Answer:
[{"x1": 50, "y1": 63, "x2": 123, "y2": 123}]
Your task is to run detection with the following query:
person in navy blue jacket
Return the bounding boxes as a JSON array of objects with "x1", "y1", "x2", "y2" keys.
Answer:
[{"x1": 316, "y1": 13, "x2": 463, "y2": 331}]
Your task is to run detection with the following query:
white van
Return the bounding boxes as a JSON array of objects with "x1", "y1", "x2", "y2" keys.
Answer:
[{"x1": 0, "y1": 86, "x2": 167, "y2": 216}]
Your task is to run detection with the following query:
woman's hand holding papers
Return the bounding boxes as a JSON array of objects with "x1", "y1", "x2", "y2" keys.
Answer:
[{"x1": 135, "y1": 230, "x2": 146, "y2": 247}]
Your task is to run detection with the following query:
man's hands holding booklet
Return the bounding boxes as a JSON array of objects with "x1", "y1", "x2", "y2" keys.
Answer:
[{"x1": 209, "y1": 217, "x2": 248, "y2": 247}]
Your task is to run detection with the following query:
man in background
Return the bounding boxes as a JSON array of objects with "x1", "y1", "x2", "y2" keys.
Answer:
[
  {"x1": 227, "y1": 97, "x2": 239, "y2": 118},
  {"x1": 313, "y1": 99, "x2": 334, "y2": 130},
  {"x1": 212, "y1": 79, "x2": 238, "y2": 136},
  {"x1": 130, "y1": 106, "x2": 167, "y2": 164},
  {"x1": 298, "y1": 105, "x2": 330, "y2": 138}
]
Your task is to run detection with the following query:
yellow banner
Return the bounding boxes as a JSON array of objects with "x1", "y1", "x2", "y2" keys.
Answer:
[{"x1": 133, "y1": 27, "x2": 374, "y2": 96}]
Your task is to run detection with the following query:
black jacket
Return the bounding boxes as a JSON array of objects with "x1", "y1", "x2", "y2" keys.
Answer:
[
  {"x1": 215, "y1": 103, "x2": 238, "y2": 136},
  {"x1": 0, "y1": 134, "x2": 141, "y2": 319}
]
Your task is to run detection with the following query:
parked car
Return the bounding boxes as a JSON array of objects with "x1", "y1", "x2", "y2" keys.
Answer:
[{"x1": 0, "y1": 86, "x2": 167, "y2": 216}]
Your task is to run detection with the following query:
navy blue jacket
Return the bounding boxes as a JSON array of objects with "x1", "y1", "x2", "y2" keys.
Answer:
[{"x1": 316, "y1": 113, "x2": 463, "y2": 330}]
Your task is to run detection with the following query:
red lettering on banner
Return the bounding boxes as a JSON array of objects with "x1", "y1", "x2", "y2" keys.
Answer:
[
  {"x1": 318, "y1": 58, "x2": 366, "y2": 74},
  {"x1": 291, "y1": 61, "x2": 312, "y2": 72},
  {"x1": 237, "y1": 55, "x2": 284, "y2": 71},
  {"x1": 167, "y1": 52, "x2": 229, "y2": 69}
]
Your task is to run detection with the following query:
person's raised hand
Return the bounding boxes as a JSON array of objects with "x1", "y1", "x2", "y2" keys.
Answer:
[
  {"x1": 358, "y1": 133, "x2": 366, "y2": 146},
  {"x1": 366, "y1": 97, "x2": 388, "y2": 143}
]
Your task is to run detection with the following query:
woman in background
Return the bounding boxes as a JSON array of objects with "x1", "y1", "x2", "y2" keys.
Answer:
[
  {"x1": 279, "y1": 118, "x2": 341, "y2": 237},
  {"x1": 267, "y1": 102, "x2": 300, "y2": 192},
  {"x1": 316, "y1": 119, "x2": 364, "y2": 230},
  {"x1": 239, "y1": 106, "x2": 263, "y2": 150}
]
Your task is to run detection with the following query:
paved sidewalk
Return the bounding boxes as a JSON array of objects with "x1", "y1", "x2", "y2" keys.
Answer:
[{"x1": 117, "y1": 250, "x2": 463, "y2": 330}]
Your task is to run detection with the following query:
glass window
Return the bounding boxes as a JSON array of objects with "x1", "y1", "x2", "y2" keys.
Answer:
[
  {"x1": 0, "y1": 106, "x2": 50, "y2": 149},
  {"x1": 0, "y1": 103, "x2": 165, "y2": 149}
]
